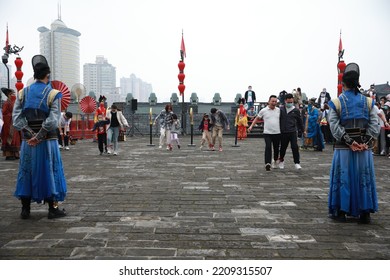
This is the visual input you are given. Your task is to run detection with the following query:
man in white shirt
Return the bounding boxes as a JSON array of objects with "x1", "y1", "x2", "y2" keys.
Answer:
[
  {"x1": 248, "y1": 95, "x2": 281, "y2": 171},
  {"x1": 58, "y1": 112, "x2": 72, "y2": 150}
]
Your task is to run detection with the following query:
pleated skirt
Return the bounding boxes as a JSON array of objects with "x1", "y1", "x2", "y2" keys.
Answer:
[
  {"x1": 14, "y1": 139, "x2": 67, "y2": 203},
  {"x1": 328, "y1": 149, "x2": 378, "y2": 217}
]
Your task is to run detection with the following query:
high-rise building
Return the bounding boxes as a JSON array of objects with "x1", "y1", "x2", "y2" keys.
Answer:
[
  {"x1": 120, "y1": 73, "x2": 152, "y2": 102},
  {"x1": 83, "y1": 56, "x2": 116, "y2": 104},
  {"x1": 37, "y1": 18, "x2": 81, "y2": 90}
]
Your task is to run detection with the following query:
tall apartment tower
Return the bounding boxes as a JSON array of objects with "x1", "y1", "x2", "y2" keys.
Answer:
[
  {"x1": 37, "y1": 17, "x2": 81, "y2": 89},
  {"x1": 83, "y1": 56, "x2": 116, "y2": 101}
]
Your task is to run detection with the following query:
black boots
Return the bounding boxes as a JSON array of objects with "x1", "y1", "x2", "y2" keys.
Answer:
[
  {"x1": 20, "y1": 198, "x2": 66, "y2": 219},
  {"x1": 20, "y1": 197, "x2": 31, "y2": 219},
  {"x1": 47, "y1": 201, "x2": 66, "y2": 219},
  {"x1": 359, "y1": 212, "x2": 371, "y2": 224}
]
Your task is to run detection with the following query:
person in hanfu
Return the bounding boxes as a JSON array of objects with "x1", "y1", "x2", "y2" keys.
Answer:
[
  {"x1": 328, "y1": 62, "x2": 380, "y2": 224},
  {"x1": 12, "y1": 55, "x2": 67, "y2": 219}
]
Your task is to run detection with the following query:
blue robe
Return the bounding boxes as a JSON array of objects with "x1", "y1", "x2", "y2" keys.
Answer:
[
  {"x1": 327, "y1": 90, "x2": 379, "y2": 217},
  {"x1": 12, "y1": 81, "x2": 67, "y2": 203}
]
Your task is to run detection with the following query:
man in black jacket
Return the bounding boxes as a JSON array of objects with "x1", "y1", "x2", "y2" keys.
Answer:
[
  {"x1": 244, "y1": 86, "x2": 256, "y2": 109},
  {"x1": 279, "y1": 94, "x2": 304, "y2": 169}
]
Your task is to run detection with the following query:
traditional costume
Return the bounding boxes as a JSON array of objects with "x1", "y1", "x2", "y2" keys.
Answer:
[
  {"x1": 1, "y1": 87, "x2": 21, "y2": 160},
  {"x1": 328, "y1": 63, "x2": 380, "y2": 223},
  {"x1": 12, "y1": 55, "x2": 67, "y2": 219},
  {"x1": 236, "y1": 103, "x2": 248, "y2": 140}
]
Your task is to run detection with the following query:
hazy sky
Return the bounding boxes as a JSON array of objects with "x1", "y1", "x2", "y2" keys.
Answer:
[{"x1": 1, "y1": 0, "x2": 389, "y2": 102}]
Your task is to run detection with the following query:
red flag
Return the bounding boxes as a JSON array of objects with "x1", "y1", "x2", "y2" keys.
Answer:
[
  {"x1": 180, "y1": 33, "x2": 186, "y2": 60},
  {"x1": 338, "y1": 36, "x2": 342, "y2": 53},
  {"x1": 5, "y1": 24, "x2": 9, "y2": 53}
]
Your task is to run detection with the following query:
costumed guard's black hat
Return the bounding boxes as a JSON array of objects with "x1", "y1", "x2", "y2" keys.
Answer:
[
  {"x1": 1, "y1": 87, "x2": 14, "y2": 97},
  {"x1": 32, "y1": 55, "x2": 50, "y2": 79},
  {"x1": 342, "y1": 63, "x2": 360, "y2": 86}
]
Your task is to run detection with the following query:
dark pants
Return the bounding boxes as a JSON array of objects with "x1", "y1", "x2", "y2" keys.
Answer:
[
  {"x1": 97, "y1": 133, "x2": 107, "y2": 153},
  {"x1": 321, "y1": 124, "x2": 333, "y2": 144},
  {"x1": 279, "y1": 131, "x2": 300, "y2": 164},
  {"x1": 263, "y1": 133, "x2": 281, "y2": 165},
  {"x1": 57, "y1": 128, "x2": 69, "y2": 146}
]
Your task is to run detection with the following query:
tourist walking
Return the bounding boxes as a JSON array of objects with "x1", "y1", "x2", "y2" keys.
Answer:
[
  {"x1": 198, "y1": 113, "x2": 212, "y2": 150},
  {"x1": 92, "y1": 114, "x2": 110, "y2": 155},
  {"x1": 106, "y1": 104, "x2": 129, "y2": 155},
  {"x1": 248, "y1": 95, "x2": 281, "y2": 171},
  {"x1": 278, "y1": 93, "x2": 304, "y2": 170},
  {"x1": 154, "y1": 104, "x2": 174, "y2": 150},
  {"x1": 210, "y1": 107, "x2": 230, "y2": 152}
]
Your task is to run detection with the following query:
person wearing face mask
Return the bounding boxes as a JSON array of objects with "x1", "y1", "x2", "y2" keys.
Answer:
[
  {"x1": 106, "y1": 104, "x2": 129, "y2": 155},
  {"x1": 278, "y1": 94, "x2": 304, "y2": 169},
  {"x1": 304, "y1": 98, "x2": 324, "y2": 151}
]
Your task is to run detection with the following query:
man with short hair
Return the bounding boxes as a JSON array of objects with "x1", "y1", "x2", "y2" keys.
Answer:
[
  {"x1": 244, "y1": 86, "x2": 256, "y2": 110},
  {"x1": 279, "y1": 94, "x2": 304, "y2": 170},
  {"x1": 106, "y1": 104, "x2": 129, "y2": 155},
  {"x1": 248, "y1": 95, "x2": 281, "y2": 171}
]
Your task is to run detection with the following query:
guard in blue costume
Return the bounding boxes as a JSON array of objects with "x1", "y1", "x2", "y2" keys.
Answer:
[
  {"x1": 328, "y1": 63, "x2": 379, "y2": 224},
  {"x1": 12, "y1": 55, "x2": 67, "y2": 219}
]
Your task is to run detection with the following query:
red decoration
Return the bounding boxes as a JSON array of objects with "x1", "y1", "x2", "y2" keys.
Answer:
[
  {"x1": 178, "y1": 84, "x2": 186, "y2": 94},
  {"x1": 51, "y1": 80, "x2": 71, "y2": 111},
  {"x1": 178, "y1": 61, "x2": 185, "y2": 71},
  {"x1": 178, "y1": 73, "x2": 185, "y2": 83},
  {"x1": 338, "y1": 73, "x2": 343, "y2": 82},
  {"x1": 14, "y1": 57, "x2": 24, "y2": 92},
  {"x1": 337, "y1": 60, "x2": 346, "y2": 73},
  {"x1": 79, "y1": 96, "x2": 97, "y2": 114}
]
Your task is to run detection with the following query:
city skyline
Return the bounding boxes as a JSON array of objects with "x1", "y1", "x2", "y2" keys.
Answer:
[{"x1": 1, "y1": 0, "x2": 390, "y2": 103}]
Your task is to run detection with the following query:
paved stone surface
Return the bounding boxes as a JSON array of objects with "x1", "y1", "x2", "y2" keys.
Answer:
[{"x1": 0, "y1": 136, "x2": 389, "y2": 260}]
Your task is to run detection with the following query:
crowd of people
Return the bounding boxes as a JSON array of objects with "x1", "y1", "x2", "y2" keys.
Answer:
[{"x1": 1, "y1": 56, "x2": 389, "y2": 225}]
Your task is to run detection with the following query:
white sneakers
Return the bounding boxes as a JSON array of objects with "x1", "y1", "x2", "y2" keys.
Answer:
[
  {"x1": 65, "y1": 146, "x2": 70, "y2": 150},
  {"x1": 271, "y1": 160, "x2": 279, "y2": 169},
  {"x1": 272, "y1": 160, "x2": 301, "y2": 170},
  {"x1": 158, "y1": 145, "x2": 162, "y2": 149}
]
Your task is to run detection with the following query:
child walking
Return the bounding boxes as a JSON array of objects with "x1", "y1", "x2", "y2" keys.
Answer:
[
  {"x1": 92, "y1": 114, "x2": 110, "y2": 155},
  {"x1": 198, "y1": 113, "x2": 213, "y2": 150},
  {"x1": 170, "y1": 114, "x2": 181, "y2": 149}
]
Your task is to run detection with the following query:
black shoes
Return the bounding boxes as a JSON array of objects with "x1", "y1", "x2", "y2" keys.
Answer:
[
  {"x1": 265, "y1": 164, "x2": 271, "y2": 171},
  {"x1": 48, "y1": 208, "x2": 67, "y2": 219},
  {"x1": 20, "y1": 208, "x2": 30, "y2": 219},
  {"x1": 329, "y1": 210, "x2": 346, "y2": 222},
  {"x1": 359, "y1": 213, "x2": 371, "y2": 224}
]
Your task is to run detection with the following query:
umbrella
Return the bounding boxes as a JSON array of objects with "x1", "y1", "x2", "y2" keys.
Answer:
[
  {"x1": 51, "y1": 80, "x2": 71, "y2": 111},
  {"x1": 79, "y1": 96, "x2": 97, "y2": 114}
]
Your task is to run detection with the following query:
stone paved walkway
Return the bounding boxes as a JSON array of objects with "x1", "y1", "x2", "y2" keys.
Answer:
[{"x1": 0, "y1": 136, "x2": 389, "y2": 260}]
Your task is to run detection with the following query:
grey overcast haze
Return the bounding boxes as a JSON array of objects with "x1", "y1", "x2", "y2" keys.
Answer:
[{"x1": 1, "y1": 0, "x2": 389, "y2": 102}]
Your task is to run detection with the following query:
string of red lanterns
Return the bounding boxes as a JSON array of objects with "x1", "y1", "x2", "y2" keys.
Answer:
[
  {"x1": 178, "y1": 60, "x2": 185, "y2": 96},
  {"x1": 14, "y1": 57, "x2": 24, "y2": 92}
]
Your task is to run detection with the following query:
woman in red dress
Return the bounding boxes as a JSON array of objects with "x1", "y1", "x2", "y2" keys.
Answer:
[{"x1": 1, "y1": 88, "x2": 21, "y2": 160}]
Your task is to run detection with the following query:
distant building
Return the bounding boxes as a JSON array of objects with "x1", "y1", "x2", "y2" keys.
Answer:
[
  {"x1": 120, "y1": 74, "x2": 152, "y2": 102},
  {"x1": 83, "y1": 56, "x2": 117, "y2": 105},
  {"x1": 37, "y1": 18, "x2": 81, "y2": 89},
  {"x1": 373, "y1": 82, "x2": 390, "y2": 100}
]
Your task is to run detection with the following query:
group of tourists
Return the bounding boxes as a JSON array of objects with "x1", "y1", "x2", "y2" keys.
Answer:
[{"x1": 0, "y1": 54, "x2": 387, "y2": 226}]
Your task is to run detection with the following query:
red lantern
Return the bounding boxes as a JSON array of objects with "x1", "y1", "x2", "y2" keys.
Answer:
[
  {"x1": 178, "y1": 84, "x2": 186, "y2": 94},
  {"x1": 338, "y1": 73, "x2": 343, "y2": 82},
  {"x1": 15, "y1": 81, "x2": 24, "y2": 92},
  {"x1": 15, "y1": 70, "x2": 23, "y2": 80},
  {"x1": 178, "y1": 73, "x2": 185, "y2": 83},
  {"x1": 178, "y1": 61, "x2": 185, "y2": 72},
  {"x1": 14, "y1": 57, "x2": 23, "y2": 68},
  {"x1": 337, "y1": 60, "x2": 346, "y2": 73}
]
